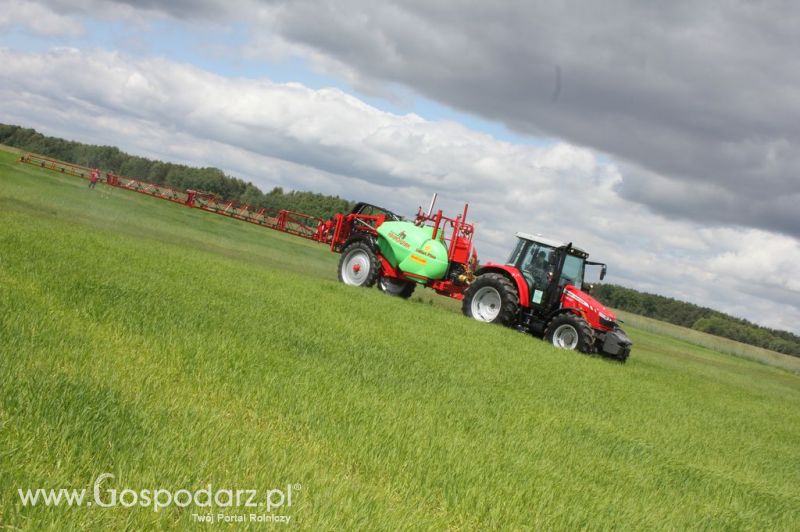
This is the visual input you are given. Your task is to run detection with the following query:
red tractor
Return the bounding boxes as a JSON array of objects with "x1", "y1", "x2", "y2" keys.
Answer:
[
  {"x1": 463, "y1": 233, "x2": 632, "y2": 362},
  {"x1": 331, "y1": 197, "x2": 632, "y2": 362}
]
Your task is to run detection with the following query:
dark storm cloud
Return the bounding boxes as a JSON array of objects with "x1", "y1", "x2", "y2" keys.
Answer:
[
  {"x1": 40, "y1": 0, "x2": 231, "y2": 19},
  {"x1": 248, "y1": 0, "x2": 800, "y2": 237}
]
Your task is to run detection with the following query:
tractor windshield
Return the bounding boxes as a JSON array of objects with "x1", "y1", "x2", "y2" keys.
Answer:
[{"x1": 560, "y1": 254, "x2": 585, "y2": 289}]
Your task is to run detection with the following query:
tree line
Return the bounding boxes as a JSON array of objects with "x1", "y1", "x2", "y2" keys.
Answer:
[
  {"x1": 0, "y1": 124, "x2": 354, "y2": 220},
  {"x1": 593, "y1": 284, "x2": 800, "y2": 357}
]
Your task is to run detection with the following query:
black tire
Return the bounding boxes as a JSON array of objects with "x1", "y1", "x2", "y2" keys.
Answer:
[
  {"x1": 544, "y1": 314, "x2": 595, "y2": 353},
  {"x1": 462, "y1": 273, "x2": 519, "y2": 325},
  {"x1": 377, "y1": 276, "x2": 416, "y2": 298},
  {"x1": 338, "y1": 241, "x2": 380, "y2": 287}
]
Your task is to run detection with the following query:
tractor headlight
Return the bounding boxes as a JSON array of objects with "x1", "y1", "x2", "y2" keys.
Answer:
[{"x1": 599, "y1": 313, "x2": 616, "y2": 329}]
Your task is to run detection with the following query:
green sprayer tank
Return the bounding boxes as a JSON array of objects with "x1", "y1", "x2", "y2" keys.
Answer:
[{"x1": 376, "y1": 221, "x2": 449, "y2": 282}]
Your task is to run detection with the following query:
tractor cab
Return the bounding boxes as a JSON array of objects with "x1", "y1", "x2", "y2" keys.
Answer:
[{"x1": 507, "y1": 233, "x2": 604, "y2": 309}]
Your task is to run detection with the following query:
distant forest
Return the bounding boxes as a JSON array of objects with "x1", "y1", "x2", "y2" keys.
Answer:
[
  {"x1": 3, "y1": 123, "x2": 798, "y2": 357},
  {"x1": 593, "y1": 284, "x2": 800, "y2": 357},
  {"x1": 0, "y1": 124, "x2": 354, "y2": 220}
]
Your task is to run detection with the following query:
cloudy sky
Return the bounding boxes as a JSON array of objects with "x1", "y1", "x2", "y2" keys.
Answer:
[{"x1": 1, "y1": 0, "x2": 798, "y2": 332}]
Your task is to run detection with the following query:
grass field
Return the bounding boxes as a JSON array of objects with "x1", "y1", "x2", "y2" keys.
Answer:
[
  {"x1": 613, "y1": 310, "x2": 800, "y2": 375},
  {"x1": 1, "y1": 148, "x2": 799, "y2": 530}
]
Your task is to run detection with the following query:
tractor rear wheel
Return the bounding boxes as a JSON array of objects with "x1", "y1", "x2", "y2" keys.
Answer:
[
  {"x1": 377, "y1": 276, "x2": 416, "y2": 298},
  {"x1": 462, "y1": 273, "x2": 519, "y2": 325},
  {"x1": 338, "y1": 241, "x2": 380, "y2": 287},
  {"x1": 544, "y1": 314, "x2": 595, "y2": 353}
]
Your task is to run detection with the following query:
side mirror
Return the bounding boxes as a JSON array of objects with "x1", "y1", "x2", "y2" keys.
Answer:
[{"x1": 600, "y1": 265, "x2": 607, "y2": 280}]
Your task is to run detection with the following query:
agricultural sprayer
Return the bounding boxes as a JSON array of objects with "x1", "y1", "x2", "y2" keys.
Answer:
[{"x1": 20, "y1": 153, "x2": 632, "y2": 361}]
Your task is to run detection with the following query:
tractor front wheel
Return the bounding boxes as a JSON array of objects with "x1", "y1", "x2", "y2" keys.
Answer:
[
  {"x1": 338, "y1": 241, "x2": 380, "y2": 287},
  {"x1": 462, "y1": 273, "x2": 519, "y2": 325},
  {"x1": 544, "y1": 314, "x2": 595, "y2": 353},
  {"x1": 377, "y1": 276, "x2": 416, "y2": 298}
]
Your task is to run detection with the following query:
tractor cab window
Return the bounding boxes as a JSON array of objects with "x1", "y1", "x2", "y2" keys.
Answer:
[
  {"x1": 507, "y1": 238, "x2": 527, "y2": 265},
  {"x1": 560, "y1": 254, "x2": 585, "y2": 289},
  {"x1": 517, "y1": 242, "x2": 556, "y2": 294}
]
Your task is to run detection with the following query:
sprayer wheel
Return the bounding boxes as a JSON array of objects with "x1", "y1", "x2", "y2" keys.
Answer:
[
  {"x1": 338, "y1": 241, "x2": 380, "y2": 288},
  {"x1": 377, "y1": 276, "x2": 416, "y2": 299}
]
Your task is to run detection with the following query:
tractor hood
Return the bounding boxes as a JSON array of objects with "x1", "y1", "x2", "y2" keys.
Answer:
[{"x1": 562, "y1": 285, "x2": 618, "y2": 324}]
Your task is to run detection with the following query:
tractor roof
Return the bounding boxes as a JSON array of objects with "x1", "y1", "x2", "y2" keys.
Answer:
[{"x1": 515, "y1": 232, "x2": 588, "y2": 256}]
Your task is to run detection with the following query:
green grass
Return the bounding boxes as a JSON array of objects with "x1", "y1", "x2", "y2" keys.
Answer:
[
  {"x1": 1, "y1": 148, "x2": 799, "y2": 530},
  {"x1": 614, "y1": 310, "x2": 800, "y2": 375}
]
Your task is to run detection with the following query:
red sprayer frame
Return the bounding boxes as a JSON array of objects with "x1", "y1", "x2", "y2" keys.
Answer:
[
  {"x1": 411, "y1": 203, "x2": 476, "y2": 299},
  {"x1": 19, "y1": 152, "x2": 477, "y2": 299},
  {"x1": 20, "y1": 153, "x2": 328, "y2": 241}
]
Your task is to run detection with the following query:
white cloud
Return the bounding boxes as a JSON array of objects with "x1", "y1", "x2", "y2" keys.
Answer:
[{"x1": 1, "y1": 46, "x2": 798, "y2": 333}]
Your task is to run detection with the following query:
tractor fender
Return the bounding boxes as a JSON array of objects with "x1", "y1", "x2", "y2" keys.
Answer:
[{"x1": 474, "y1": 263, "x2": 530, "y2": 307}]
